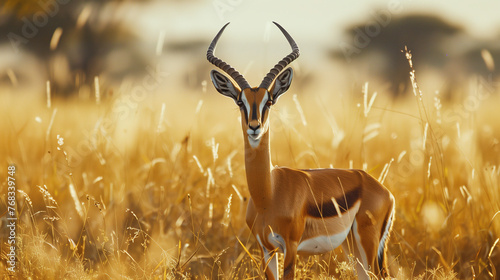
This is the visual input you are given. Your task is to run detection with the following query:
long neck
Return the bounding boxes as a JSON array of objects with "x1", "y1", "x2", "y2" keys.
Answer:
[{"x1": 244, "y1": 130, "x2": 273, "y2": 210}]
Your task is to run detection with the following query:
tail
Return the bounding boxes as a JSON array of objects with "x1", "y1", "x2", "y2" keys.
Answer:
[{"x1": 377, "y1": 195, "x2": 395, "y2": 277}]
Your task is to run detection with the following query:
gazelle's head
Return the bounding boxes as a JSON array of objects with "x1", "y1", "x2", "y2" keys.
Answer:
[{"x1": 207, "y1": 22, "x2": 299, "y2": 149}]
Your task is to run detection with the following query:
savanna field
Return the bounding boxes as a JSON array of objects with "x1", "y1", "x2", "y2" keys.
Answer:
[{"x1": 1, "y1": 59, "x2": 500, "y2": 280}]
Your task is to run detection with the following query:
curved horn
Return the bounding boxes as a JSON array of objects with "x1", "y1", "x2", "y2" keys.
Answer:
[
  {"x1": 207, "y1": 22, "x2": 251, "y2": 90},
  {"x1": 259, "y1": 22, "x2": 300, "y2": 89}
]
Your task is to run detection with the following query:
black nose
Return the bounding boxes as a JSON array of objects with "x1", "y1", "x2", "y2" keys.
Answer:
[{"x1": 249, "y1": 124, "x2": 260, "y2": 131}]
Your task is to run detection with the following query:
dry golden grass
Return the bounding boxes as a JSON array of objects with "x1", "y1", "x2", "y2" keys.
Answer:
[{"x1": 1, "y1": 67, "x2": 500, "y2": 279}]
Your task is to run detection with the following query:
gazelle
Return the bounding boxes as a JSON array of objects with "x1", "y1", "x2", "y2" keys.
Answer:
[{"x1": 207, "y1": 22, "x2": 395, "y2": 280}]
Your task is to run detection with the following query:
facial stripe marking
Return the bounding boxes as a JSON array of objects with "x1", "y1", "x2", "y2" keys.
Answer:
[
  {"x1": 259, "y1": 94, "x2": 269, "y2": 123},
  {"x1": 240, "y1": 89, "x2": 271, "y2": 148},
  {"x1": 240, "y1": 93, "x2": 250, "y2": 123},
  {"x1": 252, "y1": 102, "x2": 257, "y2": 121},
  {"x1": 259, "y1": 93, "x2": 269, "y2": 113},
  {"x1": 241, "y1": 90, "x2": 270, "y2": 125}
]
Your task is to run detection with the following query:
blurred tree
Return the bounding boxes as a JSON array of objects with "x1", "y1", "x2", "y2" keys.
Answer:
[
  {"x1": 0, "y1": 0, "x2": 151, "y2": 96},
  {"x1": 331, "y1": 14, "x2": 464, "y2": 97},
  {"x1": 164, "y1": 39, "x2": 211, "y2": 89}
]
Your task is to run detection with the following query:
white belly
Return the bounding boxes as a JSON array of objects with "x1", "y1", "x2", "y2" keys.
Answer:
[
  {"x1": 297, "y1": 225, "x2": 351, "y2": 254},
  {"x1": 297, "y1": 201, "x2": 360, "y2": 254}
]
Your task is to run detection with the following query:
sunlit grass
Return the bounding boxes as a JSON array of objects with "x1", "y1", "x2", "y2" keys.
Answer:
[{"x1": 1, "y1": 71, "x2": 499, "y2": 279}]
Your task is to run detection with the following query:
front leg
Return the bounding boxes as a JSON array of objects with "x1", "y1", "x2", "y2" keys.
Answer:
[
  {"x1": 262, "y1": 248, "x2": 279, "y2": 280},
  {"x1": 258, "y1": 234, "x2": 298, "y2": 279},
  {"x1": 256, "y1": 235, "x2": 279, "y2": 280},
  {"x1": 283, "y1": 241, "x2": 298, "y2": 280}
]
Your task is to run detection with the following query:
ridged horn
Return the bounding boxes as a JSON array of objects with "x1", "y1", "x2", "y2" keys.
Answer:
[
  {"x1": 259, "y1": 22, "x2": 300, "y2": 90},
  {"x1": 207, "y1": 22, "x2": 251, "y2": 90}
]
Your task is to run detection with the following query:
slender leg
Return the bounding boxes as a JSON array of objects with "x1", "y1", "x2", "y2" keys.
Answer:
[
  {"x1": 283, "y1": 242, "x2": 297, "y2": 280},
  {"x1": 263, "y1": 250, "x2": 279, "y2": 280},
  {"x1": 339, "y1": 220, "x2": 374, "y2": 280},
  {"x1": 341, "y1": 240, "x2": 370, "y2": 280},
  {"x1": 256, "y1": 234, "x2": 279, "y2": 280},
  {"x1": 354, "y1": 201, "x2": 395, "y2": 279}
]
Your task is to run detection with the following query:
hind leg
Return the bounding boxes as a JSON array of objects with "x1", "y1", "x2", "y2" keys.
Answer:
[
  {"x1": 340, "y1": 231, "x2": 370, "y2": 280},
  {"x1": 340, "y1": 217, "x2": 382, "y2": 279}
]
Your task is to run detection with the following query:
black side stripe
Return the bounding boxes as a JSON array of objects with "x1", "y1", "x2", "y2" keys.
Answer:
[{"x1": 306, "y1": 186, "x2": 362, "y2": 218}]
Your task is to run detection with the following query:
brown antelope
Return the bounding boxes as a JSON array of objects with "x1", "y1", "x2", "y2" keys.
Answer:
[{"x1": 207, "y1": 22, "x2": 395, "y2": 280}]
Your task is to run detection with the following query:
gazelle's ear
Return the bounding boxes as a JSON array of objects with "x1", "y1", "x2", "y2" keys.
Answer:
[
  {"x1": 210, "y1": 70, "x2": 240, "y2": 101},
  {"x1": 269, "y1": 67, "x2": 293, "y2": 104}
]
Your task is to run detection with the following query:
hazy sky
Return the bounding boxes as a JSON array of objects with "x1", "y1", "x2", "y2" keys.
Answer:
[
  {"x1": 106, "y1": 0, "x2": 498, "y2": 81},
  {"x1": 126, "y1": 0, "x2": 500, "y2": 43},
  {"x1": 113, "y1": 0, "x2": 500, "y2": 68},
  {"x1": 4, "y1": 0, "x2": 499, "y2": 94}
]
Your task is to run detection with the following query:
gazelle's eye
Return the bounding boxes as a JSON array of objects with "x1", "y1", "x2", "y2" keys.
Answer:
[
  {"x1": 236, "y1": 100, "x2": 244, "y2": 107},
  {"x1": 266, "y1": 100, "x2": 273, "y2": 107}
]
